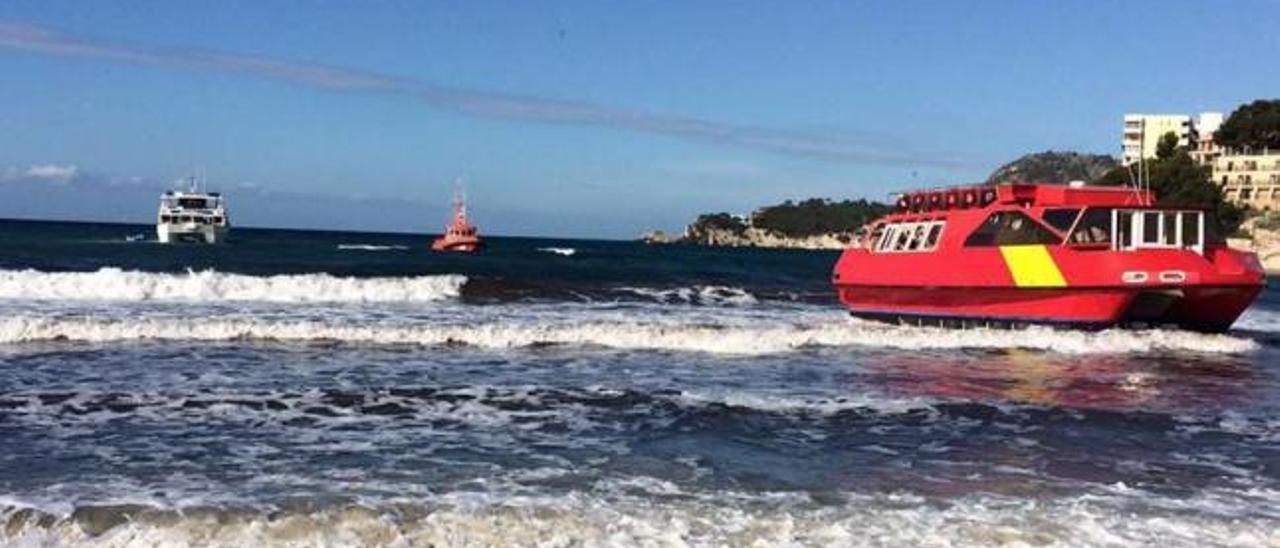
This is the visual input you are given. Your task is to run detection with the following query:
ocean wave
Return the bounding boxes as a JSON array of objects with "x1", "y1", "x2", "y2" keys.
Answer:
[
  {"x1": 536, "y1": 247, "x2": 576, "y2": 256},
  {"x1": 1, "y1": 489, "x2": 1276, "y2": 547},
  {"x1": 0, "y1": 268, "x2": 464, "y2": 304},
  {"x1": 6, "y1": 386, "x2": 1272, "y2": 442},
  {"x1": 0, "y1": 315, "x2": 1256, "y2": 355},
  {"x1": 336, "y1": 244, "x2": 410, "y2": 251},
  {"x1": 11, "y1": 386, "x2": 1268, "y2": 437}
]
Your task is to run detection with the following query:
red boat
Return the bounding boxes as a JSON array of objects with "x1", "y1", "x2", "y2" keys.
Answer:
[
  {"x1": 431, "y1": 190, "x2": 483, "y2": 253},
  {"x1": 832, "y1": 183, "x2": 1265, "y2": 332}
]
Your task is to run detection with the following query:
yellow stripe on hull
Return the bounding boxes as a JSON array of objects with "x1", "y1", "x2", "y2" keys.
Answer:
[{"x1": 999, "y1": 245, "x2": 1067, "y2": 287}]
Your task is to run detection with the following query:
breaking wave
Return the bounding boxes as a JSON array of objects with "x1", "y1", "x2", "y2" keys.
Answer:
[
  {"x1": 0, "y1": 268, "x2": 464, "y2": 304},
  {"x1": 0, "y1": 316, "x2": 1256, "y2": 355},
  {"x1": 1, "y1": 489, "x2": 1276, "y2": 547}
]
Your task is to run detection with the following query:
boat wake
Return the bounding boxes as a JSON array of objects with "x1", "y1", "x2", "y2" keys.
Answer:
[
  {"x1": 537, "y1": 247, "x2": 577, "y2": 256},
  {"x1": 0, "y1": 314, "x2": 1256, "y2": 355},
  {"x1": 0, "y1": 268, "x2": 464, "y2": 304},
  {"x1": 336, "y1": 244, "x2": 410, "y2": 251}
]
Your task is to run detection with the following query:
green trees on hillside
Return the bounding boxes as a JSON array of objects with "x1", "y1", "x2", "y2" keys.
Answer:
[
  {"x1": 1216, "y1": 99, "x2": 1280, "y2": 151},
  {"x1": 689, "y1": 212, "x2": 748, "y2": 235},
  {"x1": 685, "y1": 198, "x2": 892, "y2": 240},
  {"x1": 1094, "y1": 132, "x2": 1244, "y2": 232},
  {"x1": 986, "y1": 151, "x2": 1118, "y2": 184},
  {"x1": 751, "y1": 198, "x2": 891, "y2": 237}
]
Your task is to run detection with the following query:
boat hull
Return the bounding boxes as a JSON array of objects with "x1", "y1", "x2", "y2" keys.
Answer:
[
  {"x1": 157, "y1": 223, "x2": 228, "y2": 244},
  {"x1": 431, "y1": 237, "x2": 483, "y2": 253},
  {"x1": 836, "y1": 284, "x2": 1262, "y2": 332}
]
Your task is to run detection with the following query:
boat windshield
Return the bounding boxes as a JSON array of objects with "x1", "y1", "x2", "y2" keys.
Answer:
[{"x1": 964, "y1": 211, "x2": 1060, "y2": 247}]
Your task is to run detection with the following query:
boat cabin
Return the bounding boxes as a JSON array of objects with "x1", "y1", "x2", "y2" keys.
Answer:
[{"x1": 863, "y1": 183, "x2": 1221, "y2": 257}]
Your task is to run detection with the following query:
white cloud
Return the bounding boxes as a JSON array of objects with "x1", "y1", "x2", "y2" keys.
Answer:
[
  {"x1": 0, "y1": 21, "x2": 975, "y2": 168},
  {"x1": 23, "y1": 164, "x2": 79, "y2": 184},
  {"x1": 660, "y1": 160, "x2": 766, "y2": 178},
  {"x1": 0, "y1": 164, "x2": 80, "y2": 184}
]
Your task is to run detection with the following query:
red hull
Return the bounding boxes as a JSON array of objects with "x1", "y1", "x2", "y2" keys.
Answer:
[
  {"x1": 837, "y1": 285, "x2": 1261, "y2": 331},
  {"x1": 431, "y1": 236, "x2": 482, "y2": 253}
]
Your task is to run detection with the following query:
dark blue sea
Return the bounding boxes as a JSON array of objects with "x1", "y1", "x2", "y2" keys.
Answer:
[{"x1": 0, "y1": 219, "x2": 1277, "y2": 546}]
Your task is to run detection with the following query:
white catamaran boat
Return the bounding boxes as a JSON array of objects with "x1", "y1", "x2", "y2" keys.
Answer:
[{"x1": 156, "y1": 176, "x2": 229, "y2": 244}]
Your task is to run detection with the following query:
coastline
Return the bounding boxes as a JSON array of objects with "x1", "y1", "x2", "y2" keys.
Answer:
[{"x1": 644, "y1": 226, "x2": 854, "y2": 250}]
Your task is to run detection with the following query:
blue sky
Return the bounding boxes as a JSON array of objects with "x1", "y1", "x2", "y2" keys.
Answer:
[{"x1": 1, "y1": 1, "x2": 1277, "y2": 237}]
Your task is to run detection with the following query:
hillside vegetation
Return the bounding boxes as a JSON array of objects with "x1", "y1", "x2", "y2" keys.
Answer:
[{"x1": 987, "y1": 151, "x2": 1119, "y2": 185}]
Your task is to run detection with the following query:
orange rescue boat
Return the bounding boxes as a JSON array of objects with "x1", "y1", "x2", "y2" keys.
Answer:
[{"x1": 431, "y1": 189, "x2": 483, "y2": 253}]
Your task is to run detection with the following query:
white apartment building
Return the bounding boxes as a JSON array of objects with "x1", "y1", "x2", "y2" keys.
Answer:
[
  {"x1": 1123, "y1": 114, "x2": 1192, "y2": 165},
  {"x1": 1190, "y1": 112, "x2": 1225, "y2": 165},
  {"x1": 1215, "y1": 150, "x2": 1280, "y2": 211}
]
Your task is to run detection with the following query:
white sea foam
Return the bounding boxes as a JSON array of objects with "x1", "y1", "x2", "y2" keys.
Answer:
[
  {"x1": 537, "y1": 247, "x2": 576, "y2": 256},
  {"x1": 0, "y1": 268, "x2": 464, "y2": 304},
  {"x1": 336, "y1": 244, "x2": 409, "y2": 251},
  {"x1": 0, "y1": 315, "x2": 1256, "y2": 355},
  {"x1": 1, "y1": 489, "x2": 1276, "y2": 547},
  {"x1": 620, "y1": 285, "x2": 760, "y2": 306}
]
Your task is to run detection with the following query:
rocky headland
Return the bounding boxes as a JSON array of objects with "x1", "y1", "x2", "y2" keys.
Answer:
[{"x1": 645, "y1": 199, "x2": 889, "y2": 250}]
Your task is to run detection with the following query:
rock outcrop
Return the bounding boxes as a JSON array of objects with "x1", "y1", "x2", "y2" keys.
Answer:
[
  {"x1": 680, "y1": 226, "x2": 856, "y2": 250},
  {"x1": 1228, "y1": 215, "x2": 1280, "y2": 274}
]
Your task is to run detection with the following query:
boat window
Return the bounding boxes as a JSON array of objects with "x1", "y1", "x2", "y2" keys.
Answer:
[
  {"x1": 1042, "y1": 208, "x2": 1080, "y2": 233},
  {"x1": 1069, "y1": 208, "x2": 1112, "y2": 245},
  {"x1": 894, "y1": 226, "x2": 912, "y2": 249},
  {"x1": 876, "y1": 225, "x2": 896, "y2": 251},
  {"x1": 1180, "y1": 211, "x2": 1200, "y2": 247},
  {"x1": 923, "y1": 223, "x2": 944, "y2": 249},
  {"x1": 866, "y1": 224, "x2": 885, "y2": 248},
  {"x1": 1113, "y1": 209, "x2": 1209, "y2": 252},
  {"x1": 1116, "y1": 212, "x2": 1133, "y2": 249},
  {"x1": 1140, "y1": 212, "x2": 1161, "y2": 245},
  {"x1": 178, "y1": 198, "x2": 207, "y2": 209},
  {"x1": 872, "y1": 220, "x2": 946, "y2": 252},
  {"x1": 964, "y1": 211, "x2": 1061, "y2": 247}
]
